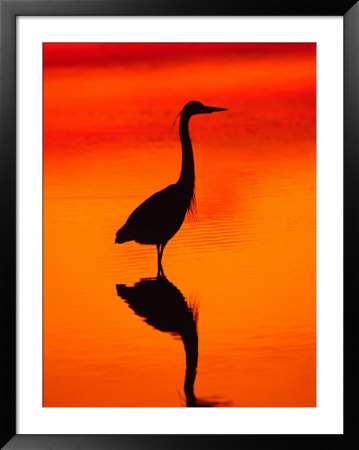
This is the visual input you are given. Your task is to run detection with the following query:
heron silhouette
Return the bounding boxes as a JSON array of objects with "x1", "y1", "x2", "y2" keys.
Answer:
[
  {"x1": 116, "y1": 277, "x2": 231, "y2": 407},
  {"x1": 115, "y1": 101, "x2": 227, "y2": 277}
]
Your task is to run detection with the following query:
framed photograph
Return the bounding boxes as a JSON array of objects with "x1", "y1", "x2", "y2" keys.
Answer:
[{"x1": 1, "y1": 1, "x2": 357, "y2": 449}]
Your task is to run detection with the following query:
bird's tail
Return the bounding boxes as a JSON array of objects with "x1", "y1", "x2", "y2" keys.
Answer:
[{"x1": 115, "y1": 225, "x2": 132, "y2": 244}]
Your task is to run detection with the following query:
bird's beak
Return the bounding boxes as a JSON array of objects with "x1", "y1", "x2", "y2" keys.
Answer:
[{"x1": 201, "y1": 105, "x2": 227, "y2": 114}]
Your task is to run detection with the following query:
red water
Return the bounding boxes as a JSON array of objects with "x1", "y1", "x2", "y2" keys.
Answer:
[{"x1": 43, "y1": 43, "x2": 316, "y2": 407}]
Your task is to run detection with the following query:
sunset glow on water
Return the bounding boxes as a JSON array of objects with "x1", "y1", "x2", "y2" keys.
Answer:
[{"x1": 43, "y1": 43, "x2": 316, "y2": 407}]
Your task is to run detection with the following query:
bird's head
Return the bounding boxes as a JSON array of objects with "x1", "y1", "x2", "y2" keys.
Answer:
[{"x1": 182, "y1": 101, "x2": 227, "y2": 117}]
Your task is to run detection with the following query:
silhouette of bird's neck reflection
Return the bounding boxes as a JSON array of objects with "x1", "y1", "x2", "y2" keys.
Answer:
[{"x1": 116, "y1": 277, "x2": 218, "y2": 407}]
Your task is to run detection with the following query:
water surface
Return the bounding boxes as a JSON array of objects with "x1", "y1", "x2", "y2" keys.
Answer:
[{"x1": 43, "y1": 43, "x2": 316, "y2": 407}]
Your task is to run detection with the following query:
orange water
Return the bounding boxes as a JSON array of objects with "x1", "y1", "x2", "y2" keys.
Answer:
[{"x1": 43, "y1": 43, "x2": 316, "y2": 407}]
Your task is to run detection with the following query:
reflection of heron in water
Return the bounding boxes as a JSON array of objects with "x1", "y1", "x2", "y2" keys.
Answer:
[
  {"x1": 116, "y1": 277, "x2": 230, "y2": 407},
  {"x1": 115, "y1": 101, "x2": 227, "y2": 277}
]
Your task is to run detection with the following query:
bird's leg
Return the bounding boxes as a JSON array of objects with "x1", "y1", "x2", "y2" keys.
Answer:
[
  {"x1": 156, "y1": 244, "x2": 161, "y2": 278},
  {"x1": 159, "y1": 243, "x2": 167, "y2": 278}
]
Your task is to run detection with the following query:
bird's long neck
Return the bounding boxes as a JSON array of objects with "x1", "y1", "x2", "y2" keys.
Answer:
[{"x1": 177, "y1": 113, "x2": 195, "y2": 195}]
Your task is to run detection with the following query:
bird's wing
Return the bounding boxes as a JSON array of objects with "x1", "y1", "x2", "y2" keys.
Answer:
[{"x1": 125, "y1": 184, "x2": 177, "y2": 229}]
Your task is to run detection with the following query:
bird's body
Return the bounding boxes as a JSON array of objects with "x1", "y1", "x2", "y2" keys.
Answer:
[
  {"x1": 116, "y1": 183, "x2": 189, "y2": 245},
  {"x1": 115, "y1": 101, "x2": 226, "y2": 276}
]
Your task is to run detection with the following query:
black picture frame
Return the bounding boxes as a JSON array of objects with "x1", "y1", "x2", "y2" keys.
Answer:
[{"x1": 1, "y1": 1, "x2": 358, "y2": 448}]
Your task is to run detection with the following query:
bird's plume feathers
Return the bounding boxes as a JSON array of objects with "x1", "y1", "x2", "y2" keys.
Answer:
[
  {"x1": 185, "y1": 191, "x2": 197, "y2": 223},
  {"x1": 172, "y1": 109, "x2": 182, "y2": 130}
]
